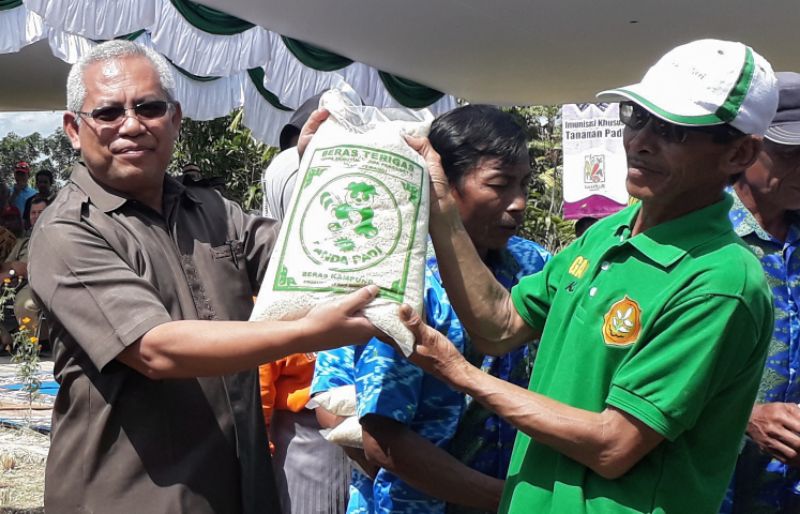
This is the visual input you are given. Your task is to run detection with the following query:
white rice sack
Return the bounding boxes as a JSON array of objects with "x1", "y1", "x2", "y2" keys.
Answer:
[
  {"x1": 306, "y1": 385, "x2": 357, "y2": 417},
  {"x1": 325, "y1": 415, "x2": 363, "y2": 449},
  {"x1": 251, "y1": 89, "x2": 432, "y2": 356}
]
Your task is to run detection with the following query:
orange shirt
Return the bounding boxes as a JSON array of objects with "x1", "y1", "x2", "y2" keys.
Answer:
[{"x1": 258, "y1": 352, "x2": 316, "y2": 438}]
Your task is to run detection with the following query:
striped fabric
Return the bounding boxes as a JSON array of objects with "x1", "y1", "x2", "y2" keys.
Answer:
[{"x1": 270, "y1": 409, "x2": 353, "y2": 514}]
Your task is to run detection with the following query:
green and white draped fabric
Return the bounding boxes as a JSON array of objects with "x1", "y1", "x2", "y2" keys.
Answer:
[
  {"x1": 2, "y1": 0, "x2": 455, "y2": 146},
  {"x1": 0, "y1": 0, "x2": 44, "y2": 52}
]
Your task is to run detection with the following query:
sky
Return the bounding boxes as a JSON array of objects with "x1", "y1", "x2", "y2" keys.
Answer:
[{"x1": 0, "y1": 111, "x2": 64, "y2": 138}]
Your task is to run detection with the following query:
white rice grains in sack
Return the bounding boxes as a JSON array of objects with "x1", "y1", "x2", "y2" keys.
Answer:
[
  {"x1": 305, "y1": 385, "x2": 357, "y2": 418},
  {"x1": 326, "y1": 416, "x2": 363, "y2": 449},
  {"x1": 251, "y1": 90, "x2": 432, "y2": 356},
  {"x1": 307, "y1": 386, "x2": 363, "y2": 448}
]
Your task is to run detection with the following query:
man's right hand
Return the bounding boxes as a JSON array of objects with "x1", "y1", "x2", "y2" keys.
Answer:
[
  {"x1": 301, "y1": 285, "x2": 382, "y2": 348},
  {"x1": 747, "y1": 402, "x2": 800, "y2": 467},
  {"x1": 399, "y1": 304, "x2": 472, "y2": 387}
]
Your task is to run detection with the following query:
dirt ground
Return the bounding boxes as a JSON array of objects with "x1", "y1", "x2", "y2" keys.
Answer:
[
  {"x1": 0, "y1": 356, "x2": 52, "y2": 512},
  {"x1": 0, "y1": 425, "x2": 46, "y2": 511}
]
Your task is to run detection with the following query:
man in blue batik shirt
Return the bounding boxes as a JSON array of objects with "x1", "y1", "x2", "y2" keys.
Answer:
[
  {"x1": 312, "y1": 105, "x2": 550, "y2": 514},
  {"x1": 723, "y1": 72, "x2": 800, "y2": 514}
]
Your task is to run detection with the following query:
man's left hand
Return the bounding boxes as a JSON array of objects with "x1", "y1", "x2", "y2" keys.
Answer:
[{"x1": 398, "y1": 304, "x2": 471, "y2": 386}]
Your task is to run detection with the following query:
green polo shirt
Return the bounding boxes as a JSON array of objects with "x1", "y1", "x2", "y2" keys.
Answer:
[{"x1": 505, "y1": 195, "x2": 772, "y2": 514}]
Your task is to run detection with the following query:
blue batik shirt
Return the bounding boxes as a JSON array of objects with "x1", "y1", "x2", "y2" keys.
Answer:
[
  {"x1": 313, "y1": 236, "x2": 549, "y2": 514},
  {"x1": 311, "y1": 346, "x2": 377, "y2": 513},
  {"x1": 721, "y1": 190, "x2": 800, "y2": 513}
]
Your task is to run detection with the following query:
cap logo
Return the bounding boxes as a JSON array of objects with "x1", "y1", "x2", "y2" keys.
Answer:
[
  {"x1": 602, "y1": 296, "x2": 642, "y2": 347},
  {"x1": 715, "y1": 46, "x2": 755, "y2": 123}
]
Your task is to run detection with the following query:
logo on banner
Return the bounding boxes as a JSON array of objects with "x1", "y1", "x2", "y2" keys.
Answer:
[{"x1": 584, "y1": 154, "x2": 605, "y2": 184}]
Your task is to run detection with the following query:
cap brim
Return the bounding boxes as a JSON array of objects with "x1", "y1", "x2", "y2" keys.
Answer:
[
  {"x1": 765, "y1": 122, "x2": 800, "y2": 145},
  {"x1": 596, "y1": 86, "x2": 634, "y2": 103},
  {"x1": 597, "y1": 86, "x2": 726, "y2": 127}
]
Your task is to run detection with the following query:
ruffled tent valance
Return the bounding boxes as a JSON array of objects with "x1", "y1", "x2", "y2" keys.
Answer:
[
  {"x1": 0, "y1": 1, "x2": 43, "y2": 53},
  {"x1": 2, "y1": 0, "x2": 456, "y2": 146}
]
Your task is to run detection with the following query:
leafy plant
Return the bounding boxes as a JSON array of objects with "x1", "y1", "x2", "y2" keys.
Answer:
[
  {"x1": 171, "y1": 109, "x2": 277, "y2": 212},
  {"x1": 505, "y1": 105, "x2": 575, "y2": 254},
  {"x1": 0, "y1": 129, "x2": 76, "y2": 187},
  {"x1": 0, "y1": 275, "x2": 41, "y2": 421}
]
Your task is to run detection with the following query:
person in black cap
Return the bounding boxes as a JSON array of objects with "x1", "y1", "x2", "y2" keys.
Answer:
[
  {"x1": 723, "y1": 71, "x2": 800, "y2": 514},
  {"x1": 180, "y1": 162, "x2": 202, "y2": 182}
]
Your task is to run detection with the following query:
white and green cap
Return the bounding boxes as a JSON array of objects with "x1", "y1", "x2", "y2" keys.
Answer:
[{"x1": 597, "y1": 39, "x2": 779, "y2": 136}]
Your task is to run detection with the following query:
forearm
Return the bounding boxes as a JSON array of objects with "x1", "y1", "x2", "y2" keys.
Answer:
[
  {"x1": 120, "y1": 286, "x2": 380, "y2": 379},
  {"x1": 429, "y1": 208, "x2": 534, "y2": 353},
  {"x1": 343, "y1": 446, "x2": 379, "y2": 480},
  {"x1": 121, "y1": 318, "x2": 330, "y2": 379},
  {"x1": 315, "y1": 406, "x2": 347, "y2": 429},
  {"x1": 362, "y1": 416, "x2": 503, "y2": 510},
  {"x1": 451, "y1": 364, "x2": 661, "y2": 479}
]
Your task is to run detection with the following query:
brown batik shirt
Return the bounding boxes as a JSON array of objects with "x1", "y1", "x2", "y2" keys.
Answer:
[{"x1": 29, "y1": 164, "x2": 281, "y2": 514}]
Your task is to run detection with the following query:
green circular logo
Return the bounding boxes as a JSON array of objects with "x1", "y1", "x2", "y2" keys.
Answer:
[{"x1": 300, "y1": 174, "x2": 401, "y2": 272}]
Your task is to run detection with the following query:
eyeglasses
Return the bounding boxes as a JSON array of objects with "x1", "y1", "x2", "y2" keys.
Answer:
[
  {"x1": 619, "y1": 101, "x2": 744, "y2": 144},
  {"x1": 74, "y1": 100, "x2": 174, "y2": 126}
]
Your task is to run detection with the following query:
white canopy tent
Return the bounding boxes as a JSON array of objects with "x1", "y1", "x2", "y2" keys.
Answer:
[
  {"x1": 202, "y1": 0, "x2": 800, "y2": 105},
  {"x1": 1, "y1": 0, "x2": 798, "y2": 145}
]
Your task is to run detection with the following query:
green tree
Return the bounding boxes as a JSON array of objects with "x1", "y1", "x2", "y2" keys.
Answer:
[
  {"x1": 171, "y1": 109, "x2": 277, "y2": 212},
  {"x1": 506, "y1": 105, "x2": 574, "y2": 254},
  {"x1": 0, "y1": 129, "x2": 75, "y2": 186},
  {"x1": 40, "y1": 128, "x2": 78, "y2": 178},
  {"x1": 0, "y1": 132, "x2": 42, "y2": 173}
]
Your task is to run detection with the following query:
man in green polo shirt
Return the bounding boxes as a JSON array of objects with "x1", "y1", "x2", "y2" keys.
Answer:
[{"x1": 400, "y1": 39, "x2": 779, "y2": 513}]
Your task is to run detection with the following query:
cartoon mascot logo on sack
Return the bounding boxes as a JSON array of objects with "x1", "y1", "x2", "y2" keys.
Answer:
[
  {"x1": 320, "y1": 181, "x2": 380, "y2": 252},
  {"x1": 301, "y1": 174, "x2": 401, "y2": 273},
  {"x1": 602, "y1": 296, "x2": 642, "y2": 347}
]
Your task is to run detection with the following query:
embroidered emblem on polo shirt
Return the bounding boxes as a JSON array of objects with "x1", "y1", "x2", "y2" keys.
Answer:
[
  {"x1": 568, "y1": 256, "x2": 589, "y2": 278},
  {"x1": 602, "y1": 296, "x2": 642, "y2": 347}
]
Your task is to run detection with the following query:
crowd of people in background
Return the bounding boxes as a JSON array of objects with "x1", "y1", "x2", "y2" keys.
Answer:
[
  {"x1": 1, "y1": 34, "x2": 799, "y2": 514},
  {"x1": 0, "y1": 161, "x2": 54, "y2": 349}
]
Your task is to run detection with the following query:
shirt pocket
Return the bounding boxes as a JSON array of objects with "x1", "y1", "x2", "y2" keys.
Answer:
[
  {"x1": 191, "y1": 240, "x2": 254, "y2": 320},
  {"x1": 210, "y1": 240, "x2": 245, "y2": 266}
]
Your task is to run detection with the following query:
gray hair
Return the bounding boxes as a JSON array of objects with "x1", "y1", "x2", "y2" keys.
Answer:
[{"x1": 66, "y1": 40, "x2": 176, "y2": 112}]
